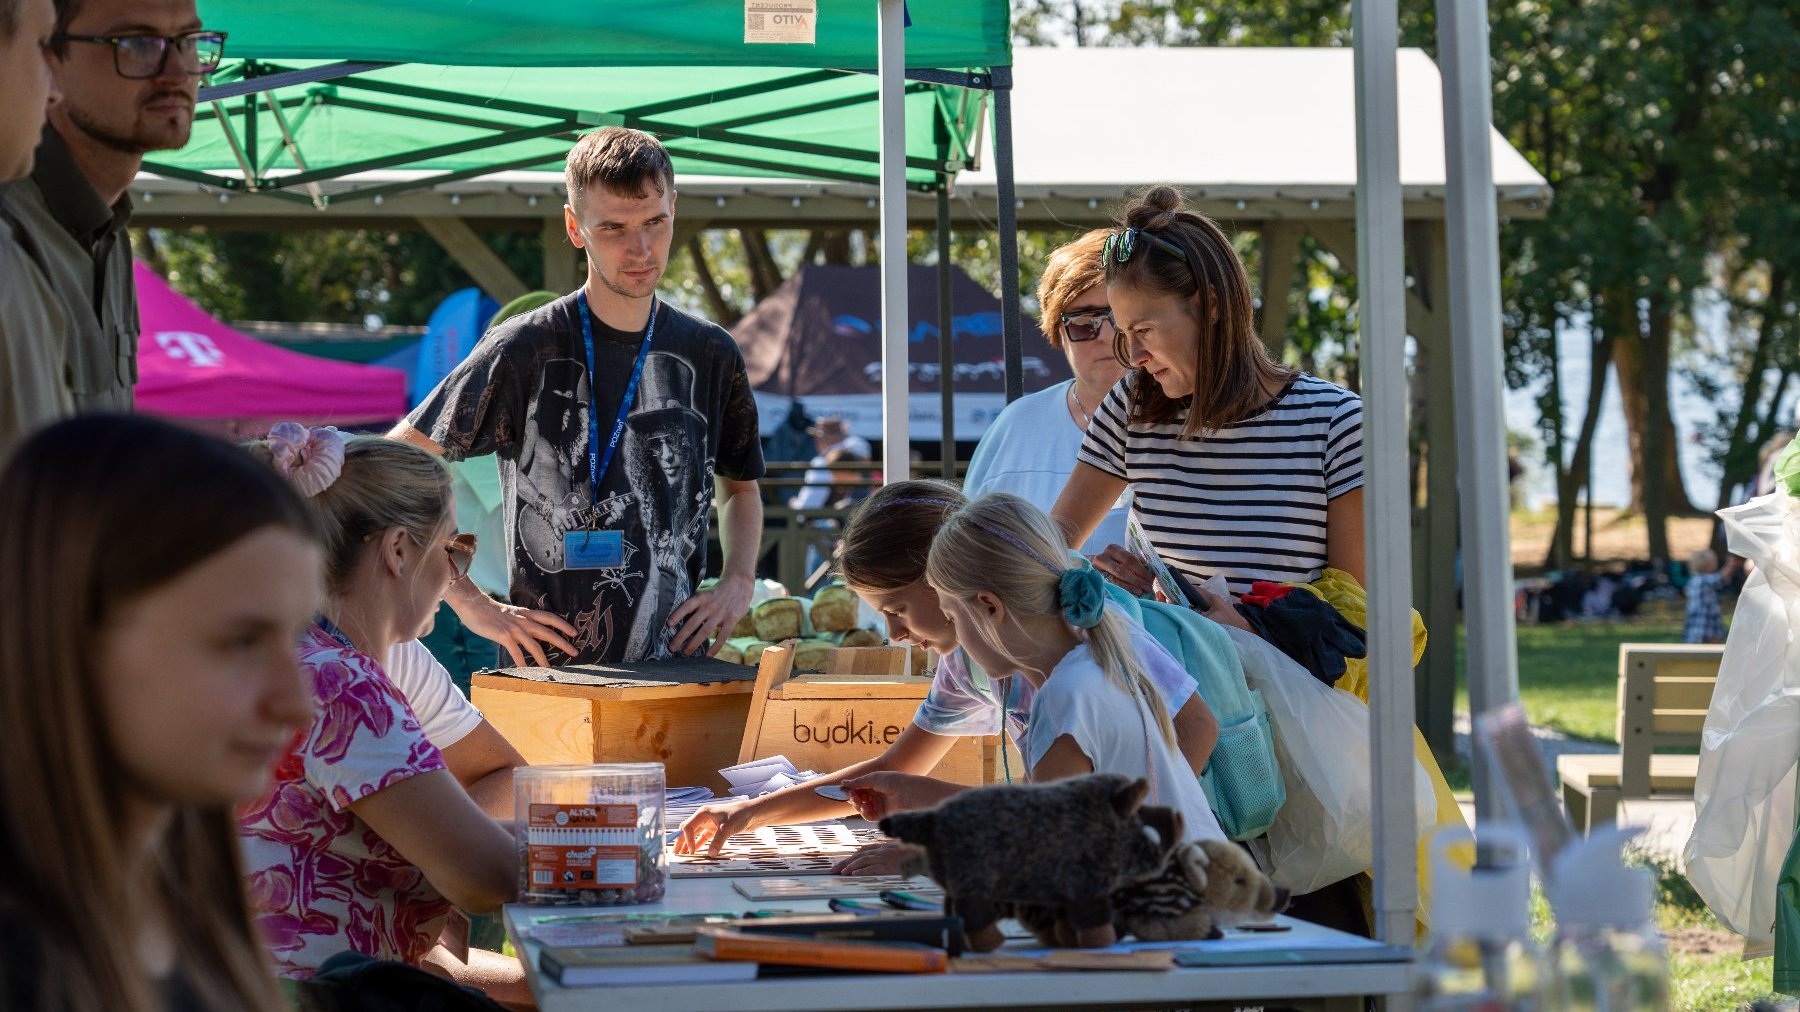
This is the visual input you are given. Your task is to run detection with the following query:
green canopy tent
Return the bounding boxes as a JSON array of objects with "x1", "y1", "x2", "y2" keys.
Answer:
[{"x1": 170, "y1": 0, "x2": 1021, "y2": 474}]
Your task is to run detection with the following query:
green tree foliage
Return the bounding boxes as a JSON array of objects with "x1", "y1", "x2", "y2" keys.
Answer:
[{"x1": 145, "y1": 227, "x2": 545, "y2": 325}]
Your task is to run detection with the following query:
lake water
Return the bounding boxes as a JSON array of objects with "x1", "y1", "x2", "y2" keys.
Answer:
[{"x1": 1501, "y1": 307, "x2": 1772, "y2": 512}]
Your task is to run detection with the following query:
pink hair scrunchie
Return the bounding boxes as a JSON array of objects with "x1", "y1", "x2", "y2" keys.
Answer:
[{"x1": 267, "y1": 421, "x2": 345, "y2": 498}]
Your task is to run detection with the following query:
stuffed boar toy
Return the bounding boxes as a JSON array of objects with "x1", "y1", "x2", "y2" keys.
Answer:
[
  {"x1": 880, "y1": 773, "x2": 1182, "y2": 950},
  {"x1": 1113, "y1": 838, "x2": 1290, "y2": 941}
]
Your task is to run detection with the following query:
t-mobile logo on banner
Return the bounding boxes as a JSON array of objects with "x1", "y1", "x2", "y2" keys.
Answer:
[{"x1": 156, "y1": 331, "x2": 225, "y2": 368}]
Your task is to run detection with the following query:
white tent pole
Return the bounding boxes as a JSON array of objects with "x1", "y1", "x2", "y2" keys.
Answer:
[
  {"x1": 1352, "y1": 0, "x2": 1419, "y2": 950},
  {"x1": 1438, "y1": 0, "x2": 1519, "y2": 819},
  {"x1": 877, "y1": 0, "x2": 910, "y2": 483}
]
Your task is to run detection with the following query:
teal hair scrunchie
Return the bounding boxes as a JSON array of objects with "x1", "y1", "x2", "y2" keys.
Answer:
[{"x1": 1060, "y1": 563, "x2": 1107, "y2": 629}]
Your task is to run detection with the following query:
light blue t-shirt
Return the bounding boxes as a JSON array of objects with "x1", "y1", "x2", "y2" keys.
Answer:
[{"x1": 964, "y1": 380, "x2": 1131, "y2": 555}]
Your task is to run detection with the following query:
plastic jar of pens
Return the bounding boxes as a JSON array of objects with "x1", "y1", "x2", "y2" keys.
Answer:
[{"x1": 516, "y1": 763, "x2": 666, "y2": 906}]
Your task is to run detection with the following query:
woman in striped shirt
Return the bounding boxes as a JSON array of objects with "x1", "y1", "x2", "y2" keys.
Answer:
[{"x1": 1051, "y1": 186, "x2": 1366, "y2": 606}]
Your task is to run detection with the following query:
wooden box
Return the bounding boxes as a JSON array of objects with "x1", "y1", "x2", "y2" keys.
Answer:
[
  {"x1": 738, "y1": 643, "x2": 1020, "y2": 786},
  {"x1": 471, "y1": 656, "x2": 757, "y2": 792}
]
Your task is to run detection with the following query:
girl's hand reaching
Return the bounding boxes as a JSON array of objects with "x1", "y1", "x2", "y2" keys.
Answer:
[
  {"x1": 671, "y1": 800, "x2": 752, "y2": 856},
  {"x1": 833, "y1": 840, "x2": 928, "y2": 876},
  {"x1": 840, "y1": 772, "x2": 964, "y2": 822}
]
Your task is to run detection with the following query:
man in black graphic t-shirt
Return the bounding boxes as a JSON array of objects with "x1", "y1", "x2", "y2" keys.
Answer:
[{"x1": 392, "y1": 127, "x2": 765, "y2": 664}]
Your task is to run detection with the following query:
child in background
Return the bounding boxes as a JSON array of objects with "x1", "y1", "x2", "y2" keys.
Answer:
[
  {"x1": 1684, "y1": 548, "x2": 1726, "y2": 644},
  {"x1": 924, "y1": 493, "x2": 1225, "y2": 845}
]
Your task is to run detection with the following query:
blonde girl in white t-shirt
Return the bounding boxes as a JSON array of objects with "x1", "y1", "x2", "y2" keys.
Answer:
[{"x1": 924, "y1": 492, "x2": 1224, "y2": 845}]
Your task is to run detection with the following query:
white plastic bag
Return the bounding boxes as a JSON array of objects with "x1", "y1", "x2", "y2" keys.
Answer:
[
  {"x1": 1224, "y1": 626, "x2": 1436, "y2": 894},
  {"x1": 1684, "y1": 491, "x2": 1800, "y2": 954}
]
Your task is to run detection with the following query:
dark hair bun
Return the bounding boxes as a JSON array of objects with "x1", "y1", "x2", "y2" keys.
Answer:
[{"x1": 1125, "y1": 185, "x2": 1185, "y2": 231}]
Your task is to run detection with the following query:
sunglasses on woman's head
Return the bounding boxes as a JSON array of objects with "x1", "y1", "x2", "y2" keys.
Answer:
[
  {"x1": 1058, "y1": 310, "x2": 1116, "y2": 344},
  {"x1": 1103, "y1": 227, "x2": 1190, "y2": 272}
]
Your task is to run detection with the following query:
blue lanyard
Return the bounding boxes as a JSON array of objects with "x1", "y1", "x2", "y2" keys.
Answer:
[{"x1": 577, "y1": 290, "x2": 658, "y2": 509}]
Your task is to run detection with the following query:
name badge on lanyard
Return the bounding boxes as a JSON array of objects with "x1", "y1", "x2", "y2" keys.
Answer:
[
  {"x1": 564, "y1": 530, "x2": 624, "y2": 569},
  {"x1": 564, "y1": 291, "x2": 657, "y2": 571}
]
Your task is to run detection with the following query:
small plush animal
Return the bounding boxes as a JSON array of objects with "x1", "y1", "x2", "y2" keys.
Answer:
[
  {"x1": 1113, "y1": 838, "x2": 1290, "y2": 941},
  {"x1": 880, "y1": 773, "x2": 1182, "y2": 951}
]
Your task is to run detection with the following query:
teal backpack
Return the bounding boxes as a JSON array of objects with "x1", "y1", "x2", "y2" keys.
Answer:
[{"x1": 1106, "y1": 586, "x2": 1286, "y2": 841}]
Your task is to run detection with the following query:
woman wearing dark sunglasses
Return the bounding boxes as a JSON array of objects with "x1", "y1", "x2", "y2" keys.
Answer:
[
  {"x1": 963, "y1": 228, "x2": 1132, "y2": 553},
  {"x1": 238, "y1": 425, "x2": 528, "y2": 1006},
  {"x1": 1052, "y1": 185, "x2": 1367, "y2": 610}
]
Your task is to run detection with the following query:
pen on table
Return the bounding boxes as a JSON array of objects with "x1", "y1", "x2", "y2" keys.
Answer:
[
  {"x1": 878, "y1": 889, "x2": 943, "y2": 912},
  {"x1": 827, "y1": 897, "x2": 888, "y2": 916}
]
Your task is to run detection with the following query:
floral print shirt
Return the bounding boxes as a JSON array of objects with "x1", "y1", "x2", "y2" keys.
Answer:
[{"x1": 239, "y1": 622, "x2": 451, "y2": 978}]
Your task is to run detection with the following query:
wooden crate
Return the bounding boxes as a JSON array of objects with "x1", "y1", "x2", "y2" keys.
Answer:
[
  {"x1": 471, "y1": 656, "x2": 757, "y2": 792},
  {"x1": 738, "y1": 643, "x2": 1020, "y2": 785}
]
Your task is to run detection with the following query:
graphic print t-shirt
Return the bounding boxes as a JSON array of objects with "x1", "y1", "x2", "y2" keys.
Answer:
[{"x1": 406, "y1": 293, "x2": 764, "y2": 663}]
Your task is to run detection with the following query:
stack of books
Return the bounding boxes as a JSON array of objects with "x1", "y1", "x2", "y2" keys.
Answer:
[{"x1": 538, "y1": 912, "x2": 963, "y2": 987}]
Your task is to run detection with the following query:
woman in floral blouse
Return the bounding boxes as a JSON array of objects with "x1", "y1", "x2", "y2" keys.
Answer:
[{"x1": 238, "y1": 425, "x2": 521, "y2": 1002}]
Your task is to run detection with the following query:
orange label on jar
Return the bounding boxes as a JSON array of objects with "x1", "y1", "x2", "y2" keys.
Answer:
[
  {"x1": 527, "y1": 803, "x2": 638, "y2": 829},
  {"x1": 525, "y1": 803, "x2": 640, "y2": 890}
]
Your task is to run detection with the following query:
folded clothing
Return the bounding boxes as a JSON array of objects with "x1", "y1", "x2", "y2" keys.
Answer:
[{"x1": 1234, "y1": 582, "x2": 1367, "y2": 687}]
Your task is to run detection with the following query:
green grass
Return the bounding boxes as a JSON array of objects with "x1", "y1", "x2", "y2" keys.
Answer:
[
  {"x1": 1447, "y1": 611, "x2": 1791, "y2": 1008},
  {"x1": 1455, "y1": 613, "x2": 1685, "y2": 743}
]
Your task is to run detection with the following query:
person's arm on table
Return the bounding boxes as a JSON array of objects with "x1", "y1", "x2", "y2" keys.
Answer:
[
  {"x1": 350, "y1": 769, "x2": 518, "y2": 914},
  {"x1": 440, "y1": 719, "x2": 526, "y2": 819},
  {"x1": 443, "y1": 577, "x2": 577, "y2": 668},
  {"x1": 667, "y1": 475, "x2": 762, "y2": 656},
  {"x1": 673, "y1": 723, "x2": 959, "y2": 854}
]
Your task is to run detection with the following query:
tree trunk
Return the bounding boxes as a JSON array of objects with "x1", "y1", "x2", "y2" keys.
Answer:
[
  {"x1": 802, "y1": 229, "x2": 852, "y2": 265},
  {"x1": 1547, "y1": 302, "x2": 1617, "y2": 569},
  {"x1": 739, "y1": 228, "x2": 783, "y2": 300},
  {"x1": 1613, "y1": 301, "x2": 1699, "y2": 525},
  {"x1": 687, "y1": 237, "x2": 740, "y2": 327},
  {"x1": 1712, "y1": 268, "x2": 1788, "y2": 516},
  {"x1": 1637, "y1": 294, "x2": 1677, "y2": 562}
]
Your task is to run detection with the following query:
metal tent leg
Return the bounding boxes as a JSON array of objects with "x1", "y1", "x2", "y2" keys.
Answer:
[
  {"x1": 938, "y1": 182, "x2": 956, "y2": 478},
  {"x1": 1439, "y1": 0, "x2": 1520, "y2": 820},
  {"x1": 992, "y1": 69, "x2": 1022, "y2": 404},
  {"x1": 1352, "y1": 0, "x2": 1420, "y2": 951},
  {"x1": 876, "y1": 0, "x2": 909, "y2": 483}
]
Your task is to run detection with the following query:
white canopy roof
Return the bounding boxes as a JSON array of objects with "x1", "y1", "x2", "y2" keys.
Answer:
[{"x1": 960, "y1": 47, "x2": 1548, "y2": 214}]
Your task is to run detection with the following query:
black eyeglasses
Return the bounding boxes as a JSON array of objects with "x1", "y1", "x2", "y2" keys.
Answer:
[
  {"x1": 1058, "y1": 309, "x2": 1115, "y2": 345},
  {"x1": 53, "y1": 30, "x2": 227, "y2": 79}
]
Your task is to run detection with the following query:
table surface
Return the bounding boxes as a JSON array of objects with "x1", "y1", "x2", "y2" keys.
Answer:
[{"x1": 506, "y1": 862, "x2": 1415, "y2": 1011}]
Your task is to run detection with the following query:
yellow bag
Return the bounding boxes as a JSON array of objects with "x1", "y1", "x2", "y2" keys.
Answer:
[{"x1": 1301, "y1": 568, "x2": 1471, "y2": 942}]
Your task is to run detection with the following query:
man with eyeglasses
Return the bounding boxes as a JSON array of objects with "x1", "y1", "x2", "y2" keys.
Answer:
[{"x1": 0, "y1": 0, "x2": 223, "y2": 422}]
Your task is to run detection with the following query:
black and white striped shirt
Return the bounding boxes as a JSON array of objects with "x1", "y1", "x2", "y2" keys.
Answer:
[{"x1": 1077, "y1": 373, "x2": 1364, "y2": 595}]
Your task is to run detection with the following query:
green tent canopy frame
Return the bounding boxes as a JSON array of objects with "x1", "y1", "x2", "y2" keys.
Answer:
[
  {"x1": 150, "y1": 61, "x2": 991, "y2": 204},
  {"x1": 160, "y1": 0, "x2": 1027, "y2": 408}
]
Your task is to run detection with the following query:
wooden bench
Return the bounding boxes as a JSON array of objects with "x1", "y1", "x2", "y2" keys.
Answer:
[{"x1": 1556, "y1": 643, "x2": 1721, "y2": 833}]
